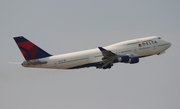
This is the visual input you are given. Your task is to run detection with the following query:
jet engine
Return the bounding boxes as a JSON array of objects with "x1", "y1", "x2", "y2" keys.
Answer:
[
  {"x1": 117, "y1": 55, "x2": 130, "y2": 63},
  {"x1": 129, "y1": 56, "x2": 139, "y2": 64},
  {"x1": 116, "y1": 55, "x2": 139, "y2": 64}
]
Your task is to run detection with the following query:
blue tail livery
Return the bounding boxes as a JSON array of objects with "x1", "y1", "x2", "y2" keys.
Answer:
[{"x1": 13, "y1": 36, "x2": 52, "y2": 60}]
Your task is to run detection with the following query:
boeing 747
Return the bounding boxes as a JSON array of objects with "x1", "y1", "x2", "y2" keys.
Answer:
[{"x1": 13, "y1": 36, "x2": 171, "y2": 69}]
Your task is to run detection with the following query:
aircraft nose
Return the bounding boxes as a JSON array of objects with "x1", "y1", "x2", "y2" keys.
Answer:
[
  {"x1": 164, "y1": 40, "x2": 172, "y2": 49},
  {"x1": 168, "y1": 42, "x2": 172, "y2": 47},
  {"x1": 166, "y1": 42, "x2": 172, "y2": 49}
]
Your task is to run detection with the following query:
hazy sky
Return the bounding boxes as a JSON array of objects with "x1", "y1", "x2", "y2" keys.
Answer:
[{"x1": 0, "y1": 0, "x2": 180, "y2": 109}]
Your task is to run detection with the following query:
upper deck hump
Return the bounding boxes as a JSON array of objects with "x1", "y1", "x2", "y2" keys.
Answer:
[{"x1": 106, "y1": 36, "x2": 160, "y2": 48}]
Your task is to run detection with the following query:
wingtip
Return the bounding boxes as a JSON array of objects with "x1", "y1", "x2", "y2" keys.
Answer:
[{"x1": 98, "y1": 47, "x2": 106, "y2": 51}]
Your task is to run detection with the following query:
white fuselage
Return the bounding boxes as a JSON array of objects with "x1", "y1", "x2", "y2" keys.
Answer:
[{"x1": 22, "y1": 36, "x2": 171, "y2": 69}]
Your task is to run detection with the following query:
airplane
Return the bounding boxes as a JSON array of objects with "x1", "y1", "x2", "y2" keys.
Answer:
[{"x1": 13, "y1": 36, "x2": 171, "y2": 69}]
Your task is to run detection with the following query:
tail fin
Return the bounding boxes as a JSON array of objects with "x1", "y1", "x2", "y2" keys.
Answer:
[{"x1": 13, "y1": 36, "x2": 52, "y2": 60}]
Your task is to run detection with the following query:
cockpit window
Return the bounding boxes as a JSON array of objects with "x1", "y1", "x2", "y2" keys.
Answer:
[{"x1": 158, "y1": 37, "x2": 161, "y2": 39}]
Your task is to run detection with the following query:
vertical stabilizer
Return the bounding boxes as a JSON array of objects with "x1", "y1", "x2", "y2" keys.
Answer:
[{"x1": 13, "y1": 36, "x2": 52, "y2": 60}]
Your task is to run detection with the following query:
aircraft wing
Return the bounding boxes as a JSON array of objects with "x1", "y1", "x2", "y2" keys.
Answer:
[
  {"x1": 98, "y1": 47, "x2": 117, "y2": 57},
  {"x1": 98, "y1": 47, "x2": 118, "y2": 69}
]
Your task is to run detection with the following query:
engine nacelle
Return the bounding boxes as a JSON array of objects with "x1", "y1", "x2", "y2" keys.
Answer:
[
  {"x1": 117, "y1": 55, "x2": 130, "y2": 63},
  {"x1": 129, "y1": 56, "x2": 139, "y2": 64},
  {"x1": 116, "y1": 55, "x2": 139, "y2": 64}
]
